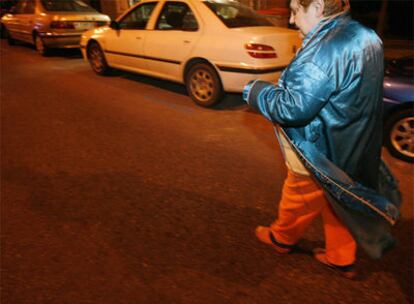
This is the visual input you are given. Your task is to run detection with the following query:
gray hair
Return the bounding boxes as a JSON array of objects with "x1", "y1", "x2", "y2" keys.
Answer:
[{"x1": 298, "y1": 0, "x2": 350, "y2": 16}]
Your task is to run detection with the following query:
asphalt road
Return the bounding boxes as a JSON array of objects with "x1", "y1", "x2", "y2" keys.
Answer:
[{"x1": 1, "y1": 41, "x2": 413, "y2": 304}]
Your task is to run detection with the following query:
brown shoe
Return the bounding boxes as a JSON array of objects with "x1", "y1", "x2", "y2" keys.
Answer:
[
  {"x1": 313, "y1": 248, "x2": 357, "y2": 280},
  {"x1": 255, "y1": 226, "x2": 294, "y2": 254}
]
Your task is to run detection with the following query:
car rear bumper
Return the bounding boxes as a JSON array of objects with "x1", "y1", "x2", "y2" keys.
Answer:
[
  {"x1": 38, "y1": 32, "x2": 82, "y2": 48},
  {"x1": 217, "y1": 65, "x2": 285, "y2": 92}
]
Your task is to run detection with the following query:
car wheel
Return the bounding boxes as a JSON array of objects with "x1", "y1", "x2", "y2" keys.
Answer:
[
  {"x1": 185, "y1": 62, "x2": 223, "y2": 107},
  {"x1": 87, "y1": 41, "x2": 111, "y2": 76},
  {"x1": 384, "y1": 108, "x2": 414, "y2": 163},
  {"x1": 34, "y1": 34, "x2": 48, "y2": 56}
]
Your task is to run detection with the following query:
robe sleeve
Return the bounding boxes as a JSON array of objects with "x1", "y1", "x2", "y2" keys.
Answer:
[{"x1": 244, "y1": 61, "x2": 334, "y2": 127}]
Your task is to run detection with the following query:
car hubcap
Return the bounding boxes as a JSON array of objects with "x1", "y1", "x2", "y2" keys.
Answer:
[
  {"x1": 190, "y1": 69, "x2": 214, "y2": 102},
  {"x1": 89, "y1": 46, "x2": 104, "y2": 72},
  {"x1": 391, "y1": 117, "x2": 414, "y2": 158}
]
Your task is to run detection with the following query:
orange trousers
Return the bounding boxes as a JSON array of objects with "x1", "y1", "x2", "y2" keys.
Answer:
[{"x1": 271, "y1": 170, "x2": 357, "y2": 266}]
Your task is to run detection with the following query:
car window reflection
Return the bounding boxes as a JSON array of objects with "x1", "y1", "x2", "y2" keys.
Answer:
[
  {"x1": 156, "y1": 2, "x2": 198, "y2": 31},
  {"x1": 119, "y1": 2, "x2": 157, "y2": 30}
]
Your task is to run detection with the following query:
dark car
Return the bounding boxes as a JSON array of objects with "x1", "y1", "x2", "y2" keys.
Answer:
[{"x1": 383, "y1": 56, "x2": 414, "y2": 163}]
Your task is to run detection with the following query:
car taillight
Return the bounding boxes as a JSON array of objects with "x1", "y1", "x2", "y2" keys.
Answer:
[
  {"x1": 50, "y1": 21, "x2": 75, "y2": 29},
  {"x1": 245, "y1": 43, "x2": 277, "y2": 59}
]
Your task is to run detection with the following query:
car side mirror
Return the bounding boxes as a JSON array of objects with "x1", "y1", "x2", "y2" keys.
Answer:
[{"x1": 110, "y1": 20, "x2": 120, "y2": 30}]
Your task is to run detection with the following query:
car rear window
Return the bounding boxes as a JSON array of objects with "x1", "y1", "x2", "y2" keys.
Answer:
[
  {"x1": 40, "y1": 0, "x2": 96, "y2": 12},
  {"x1": 203, "y1": 0, "x2": 272, "y2": 28}
]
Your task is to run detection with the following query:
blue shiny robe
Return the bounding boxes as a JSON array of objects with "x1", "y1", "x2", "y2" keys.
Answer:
[{"x1": 244, "y1": 12, "x2": 401, "y2": 258}]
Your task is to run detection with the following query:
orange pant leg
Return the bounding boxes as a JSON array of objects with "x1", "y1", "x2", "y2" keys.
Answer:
[
  {"x1": 270, "y1": 170, "x2": 356, "y2": 266},
  {"x1": 321, "y1": 203, "x2": 357, "y2": 266}
]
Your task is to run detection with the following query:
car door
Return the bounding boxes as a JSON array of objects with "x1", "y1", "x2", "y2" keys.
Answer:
[
  {"x1": 102, "y1": 2, "x2": 159, "y2": 71},
  {"x1": 3, "y1": 0, "x2": 25, "y2": 40},
  {"x1": 143, "y1": 1, "x2": 202, "y2": 82},
  {"x1": 15, "y1": 0, "x2": 35, "y2": 43}
]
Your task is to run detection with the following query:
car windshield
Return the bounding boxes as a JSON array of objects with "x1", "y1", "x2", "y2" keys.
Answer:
[
  {"x1": 40, "y1": 0, "x2": 96, "y2": 12},
  {"x1": 203, "y1": 0, "x2": 272, "y2": 28}
]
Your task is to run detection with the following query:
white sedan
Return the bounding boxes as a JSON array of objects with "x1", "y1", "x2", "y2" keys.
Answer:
[{"x1": 80, "y1": 0, "x2": 300, "y2": 107}]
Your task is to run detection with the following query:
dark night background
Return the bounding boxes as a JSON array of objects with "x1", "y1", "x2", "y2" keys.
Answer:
[
  {"x1": 0, "y1": 0, "x2": 413, "y2": 39},
  {"x1": 350, "y1": 0, "x2": 414, "y2": 39}
]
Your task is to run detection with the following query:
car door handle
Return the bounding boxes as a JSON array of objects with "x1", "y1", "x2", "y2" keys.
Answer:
[
  {"x1": 136, "y1": 37, "x2": 142, "y2": 40},
  {"x1": 183, "y1": 40, "x2": 191, "y2": 44}
]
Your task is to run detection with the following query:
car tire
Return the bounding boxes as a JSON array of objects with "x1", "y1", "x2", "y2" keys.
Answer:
[
  {"x1": 384, "y1": 108, "x2": 414, "y2": 163},
  {"x1": 185, "y1": 62, "x2": 223, "y2": 107},
  {"x1": 34, "y1": 33, "x2": 48, "y2": 56},
  {"x1": 0, "y1": 24, "x2": 6, "y2": 39},
  {"x1": 5, "y1": 28, "x2": 15, "y2": 45},
  {"x1": 87, "y1": 41, "x2": 111, "y2": 76}
]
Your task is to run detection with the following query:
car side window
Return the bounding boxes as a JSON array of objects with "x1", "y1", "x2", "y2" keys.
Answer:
[
  {"x1": 119, "y1": 2, "x2": 157, "y2": 30},
  {"x1": 155, "y1": 2, "x2": 198, "y2": 31}
]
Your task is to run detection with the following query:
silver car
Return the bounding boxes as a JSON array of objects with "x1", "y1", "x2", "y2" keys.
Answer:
[{"x1": 1, "y1": 0, "x2": 110, "y2": 55}]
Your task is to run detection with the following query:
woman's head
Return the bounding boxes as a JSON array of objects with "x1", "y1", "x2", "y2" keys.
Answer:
[
  {"x1": 289, "y1": 0, "x2": 349, "y2": 37},
  {"x1": 298, "y1": 0, "x2": 349, "y2": 17}
]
